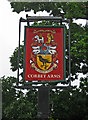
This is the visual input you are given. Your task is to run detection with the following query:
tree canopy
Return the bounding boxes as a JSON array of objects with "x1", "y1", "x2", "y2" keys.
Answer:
[
  {"x1": 10, "y1": 2, "x2": 87, "y2": 19},
  {"x1": 1, "y1": 1, "x2": 88, "y2": 120}
]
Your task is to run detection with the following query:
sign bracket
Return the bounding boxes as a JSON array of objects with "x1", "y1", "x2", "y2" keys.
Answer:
[{"x1": 17, "y1": 15, "x2": 71, "y2": 88}]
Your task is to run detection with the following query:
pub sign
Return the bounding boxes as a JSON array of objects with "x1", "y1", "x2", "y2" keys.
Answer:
[{"x1": 23, "y1": 26, "x2": 65, "y2": 82}]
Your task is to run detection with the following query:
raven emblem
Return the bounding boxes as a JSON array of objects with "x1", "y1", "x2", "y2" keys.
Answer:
[{"x1": 37, "y1": 55, "x2": 52, "y2": 70}]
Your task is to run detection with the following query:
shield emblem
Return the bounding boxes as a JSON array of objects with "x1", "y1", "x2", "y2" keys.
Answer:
[{"x1": 37, "y1": 54, "x2": 52, "y2": 71}]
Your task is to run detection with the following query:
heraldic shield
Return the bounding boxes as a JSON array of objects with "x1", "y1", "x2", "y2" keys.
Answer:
[{"x1": 37, "y1": 54, "x2": 52, "y2": 71}]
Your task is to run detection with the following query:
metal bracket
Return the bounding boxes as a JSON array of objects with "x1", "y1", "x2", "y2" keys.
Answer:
[
  {"x1": 17, "y1": 15, "x2": 71, "y2": 88},
  {"x1": 16, "y1": 85, "x2": 69, "y2": 89}
]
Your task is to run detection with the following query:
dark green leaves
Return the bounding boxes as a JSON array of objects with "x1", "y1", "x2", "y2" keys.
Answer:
[{"x1": 10, "y1": 2, "x2": 87, "y2": 19}]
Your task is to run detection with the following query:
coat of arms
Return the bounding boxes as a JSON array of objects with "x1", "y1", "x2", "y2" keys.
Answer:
[{"x1": 30, "y1": 31, "x2": 59, "y2": 73}]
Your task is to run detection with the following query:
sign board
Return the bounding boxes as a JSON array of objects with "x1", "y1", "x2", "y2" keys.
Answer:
[{"x1": 23, "y1": 26, "x2": 65, "y2": 82}]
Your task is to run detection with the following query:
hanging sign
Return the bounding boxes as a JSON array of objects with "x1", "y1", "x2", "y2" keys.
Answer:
[{"x1": 23, "y1": 26, "x2": 65, "y2": 82}]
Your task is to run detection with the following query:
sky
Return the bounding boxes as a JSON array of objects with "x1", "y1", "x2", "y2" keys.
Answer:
[
  {"x1": 0, "y1": 0, "x2": 50, "y2": 78},
  {"x1": 0, "y1": 0, "x2": 86, "y2": 86}
]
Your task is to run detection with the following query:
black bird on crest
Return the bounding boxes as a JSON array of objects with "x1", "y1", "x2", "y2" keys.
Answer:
[{"x1": 38, "y1": 56, "x2": 51, "y2": 69}]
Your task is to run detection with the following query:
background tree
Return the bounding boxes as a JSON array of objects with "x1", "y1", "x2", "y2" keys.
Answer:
[
  {"x1": 2, "y1": 1, "x2": 88, "y2": 120},
  {"x1": 1, "y1": 76, "x2": 37, "y2": 120},
  {"x1": 9, "y1": 2, "x2": 88, "y2": 81}
]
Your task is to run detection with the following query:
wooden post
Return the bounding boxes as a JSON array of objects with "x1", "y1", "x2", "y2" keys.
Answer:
[{"x1": 38, "y1": 86, "x2": 50, "y2": 119}]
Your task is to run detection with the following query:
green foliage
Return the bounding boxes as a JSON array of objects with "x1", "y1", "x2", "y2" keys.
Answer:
[
  {"x1": 2, "y1": 75, "x2": 88, "y2": 120},
  {"x1": 80, "y1": 77, "x2": 88, "y2": 93},
  {"x1": 10, "y1": 2, "x2": 87, "y2": 19},
  {"x1": 70, "y1": 23, "x2": 87, "y2": 76},
  {"x1": 10, "y1": 45, "x2": 24, "y2": 72},
  {"x1": 4, "y1": 96, "x2": 37, "y2": 120},
  {"x1": 1, "y1": 76, "x2": 37, "y2": 120},
  {"x1": 2, "y1": 1, "x2": 88, "y2": 120},
  {"x1": 50, "y1": 88, "x2": 88, "y2": 120}
]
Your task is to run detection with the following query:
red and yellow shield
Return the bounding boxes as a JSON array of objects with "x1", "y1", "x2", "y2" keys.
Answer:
[{"x1": 37, "y1": 54, "x2": 52, "y2": 71}]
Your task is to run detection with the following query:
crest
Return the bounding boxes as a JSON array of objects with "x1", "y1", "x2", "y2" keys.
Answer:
[
  {"x1": 37, "y1": 54, "x2": 52, "y2": 71},
  {"x1": 30, "y1": 31, "x2": 59, "y2": 73}
]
